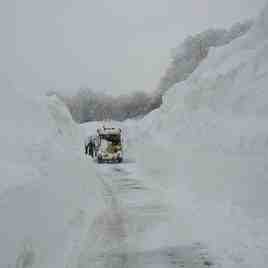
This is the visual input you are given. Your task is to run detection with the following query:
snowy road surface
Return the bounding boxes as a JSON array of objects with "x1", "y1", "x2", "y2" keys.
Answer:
[{"x1": 77, "y1": 156, "x2": 214, "y2": 268}]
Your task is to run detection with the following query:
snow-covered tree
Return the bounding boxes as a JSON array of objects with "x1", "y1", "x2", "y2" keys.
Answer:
[{"x1": 52, "y1": 20, "x2": 253, "y2": 123}]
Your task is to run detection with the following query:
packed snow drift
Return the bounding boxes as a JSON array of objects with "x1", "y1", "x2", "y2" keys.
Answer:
[
  {"x1": 129, "y1": 1, "x2": 268, "y2": 267},
  {"x1": 0, "y1": 83, "x2": 105, "y2": 268}
]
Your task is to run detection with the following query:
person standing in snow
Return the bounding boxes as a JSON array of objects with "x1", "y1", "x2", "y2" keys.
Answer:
[
  {"x1": 84, "y1": 136, "x2": 91, "y2": 156},
  {"x1": 88, "y1": 138, "x2": 94, "y2": 157},
  {"x1": 85, "y1": 135, "x2": 96, "y2": 157}
]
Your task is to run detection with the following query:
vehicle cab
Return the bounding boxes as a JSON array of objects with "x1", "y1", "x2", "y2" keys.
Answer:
[{"x1": 96, "y1": 127, "x2": 123, "y2": 163}]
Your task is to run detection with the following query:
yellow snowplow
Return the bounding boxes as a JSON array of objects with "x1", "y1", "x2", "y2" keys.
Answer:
[{"x1": 96, "y1": 127, "x2": 123, "y2": 163}]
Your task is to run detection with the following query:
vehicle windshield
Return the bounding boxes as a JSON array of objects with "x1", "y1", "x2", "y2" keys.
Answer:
[{"x1": 100, "y1": 134, "x2": 121, "y2": 144}]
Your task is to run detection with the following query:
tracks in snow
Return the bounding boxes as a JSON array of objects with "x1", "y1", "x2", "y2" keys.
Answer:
[{"x1": 77, "y1": 160, "x2": 215, "y2": 268}]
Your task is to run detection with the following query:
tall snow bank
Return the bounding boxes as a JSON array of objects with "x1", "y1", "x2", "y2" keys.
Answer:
[
  {"x1": 154, "y1": 0, "x2": 268, "y2": 146},
  {"x1": 157, "y1": 20, "x2": 253, "y2": 94},
  {"x1": 135, "y1": 2, "x2": 268, "y2": 267},
  {"x1": 0, "y1": 83, "x2": 104, "y2": 268}
]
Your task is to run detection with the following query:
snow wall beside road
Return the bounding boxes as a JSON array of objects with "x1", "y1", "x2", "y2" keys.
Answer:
[
  {"x1": 134, "y1": 1, "x2": 268, "y2": 267},
  {"x1": 0, "y1": 83, "x2": 105, "y2": 268}
]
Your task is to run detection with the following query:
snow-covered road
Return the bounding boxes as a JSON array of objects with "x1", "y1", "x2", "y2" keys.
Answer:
[{"x1": 77, "y1": 154, "x2": 214, "y2": 268}]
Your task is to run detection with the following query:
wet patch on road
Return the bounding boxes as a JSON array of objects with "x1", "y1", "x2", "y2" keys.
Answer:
[
  {"x1": 85, "y1": 243, "x2": 215, "y2": 268},
  {"x1": 115, "y1": 177, "x2": 148, "y2": 192},
  {"x1": 87, "y1": 161, "x2": 216, "y2": 268}
]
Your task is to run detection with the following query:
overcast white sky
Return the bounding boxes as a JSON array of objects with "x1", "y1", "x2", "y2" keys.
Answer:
[{"x1": 3, "y1": 0, "x2": 267, "y2": 94}]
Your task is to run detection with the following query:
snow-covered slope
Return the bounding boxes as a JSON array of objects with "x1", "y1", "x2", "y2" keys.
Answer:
[
  {"x1": 0, "y1": 83, "x2": 105, "y2": 268},
  {"x1": 132, "y1": 1, "x2": 268, "y2": 267},
  {"x1": 157, "y1": 19, "x2": 253, "y2": 94}
]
